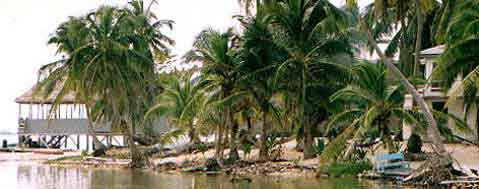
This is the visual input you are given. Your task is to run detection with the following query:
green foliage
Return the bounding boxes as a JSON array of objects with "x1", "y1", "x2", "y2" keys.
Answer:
[
  {"x1": 197, "y1": 143, "x2": 209, "y2": 156},
  {"x1": 312, "y1": 138, "x2": 325, "y2": 156},
  {"x1": 322, "y1": 160, "x2": 372, "y2": 178},
  {"x1": 240, "y1": 142, "x2": 253, "y2": 160},
  {"x1": 265, "y1": 134, "x2": 283, "y2": 161},
  {"x1": 407, "y1": 133, "x2": 423, "y2": 153},
  {"x1": 80, "y1": 150, "x2": 89, "y2": 157}
]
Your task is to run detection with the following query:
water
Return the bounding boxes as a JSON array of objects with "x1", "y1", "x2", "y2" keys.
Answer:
[
  {"x1": 0, "y1": 134, "x2": 18, "y2": 145},
  {"x1": 0, "y1": 162, "x2": 397, "y2": 189}
]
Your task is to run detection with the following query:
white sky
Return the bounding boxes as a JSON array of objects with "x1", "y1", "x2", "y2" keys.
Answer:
[{"x1": 0, "y1": 0, "x2": 370, "y2": 132}]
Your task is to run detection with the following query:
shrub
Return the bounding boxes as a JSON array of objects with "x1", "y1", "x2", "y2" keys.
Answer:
[
  {"x1": 324, "y1": 160, "x2": 372, "y2": 177},
  {"x1": 240, "y1": 143, "x2": 252, "y2": 160},
  {"x1": 266, "y1": 134, "x2": 283, "y2": 161},
  {"x1": 312, "y1": 138, "x2": 325, "y2": 156},
  {"x1": 407, "y1": 133, "x2": 423, "y2": 154},
  {"x1": 197, "y1": 143, "x2": 209, "y2": 156},
  {"x1": 80, "y1": 150, "x2": 89, "y2": 157}
]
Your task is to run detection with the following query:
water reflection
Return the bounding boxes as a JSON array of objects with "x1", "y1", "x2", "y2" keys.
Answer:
[{"x1": 7, "y1": 163, "x2": 397, "y2": 189}]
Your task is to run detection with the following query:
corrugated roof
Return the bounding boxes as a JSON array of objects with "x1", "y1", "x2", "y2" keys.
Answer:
[{"x1": 420, "y1": 45, "x2": 445, "y2": 56}]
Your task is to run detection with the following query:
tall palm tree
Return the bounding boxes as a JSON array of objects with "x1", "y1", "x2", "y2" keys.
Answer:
[
  {"x1": 145, "y1": 72, "x2": 205, "y2": 145},
  {"x1": 43, "y1": 1, "x2": 174, "y2": 167},
  {"x1": 42, "y1": 16, "x2": 107, "y2": 151},
  {"x1": 345, "y1": 0, "x2": 448, "y2": 159},
  {"x1": 184, "y1": 28, "x2": 240, "y2": 159},
  {"x1": 237, "y1": 10, "x2": 284, "y2": 160},
  {"x1": 266, "y1": 0, "x2": 355, "y2": 159}
]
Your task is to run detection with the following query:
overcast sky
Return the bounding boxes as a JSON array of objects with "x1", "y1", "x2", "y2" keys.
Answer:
[{"x1": 0, "y1": 0, "x2": 370, "y2": 132}]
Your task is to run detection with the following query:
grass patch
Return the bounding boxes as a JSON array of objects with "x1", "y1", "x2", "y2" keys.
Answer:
[
  {"x1": 323, "y1": 160, "x2": 372, "y2": 177},
  {"x1": 46, "y1": 156, "x2": 83, "y2": 164}
]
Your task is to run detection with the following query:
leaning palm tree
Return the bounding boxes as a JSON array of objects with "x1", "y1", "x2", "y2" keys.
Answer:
[
  {"x1": 145, "y1": 72, "x2": 205, "y2": 145},
  {"x1": 184, "y1": 28, "x2": 240, "y2": 159},
  {"x1": 42, "y1": 16, "x2": 107, "y2": 151},
  {"x1": 322, "y1": 62, "x2": 467, "y2": 164},
  {"x1": 345, "y1": 0, "x2": 448, "y2": 161}
]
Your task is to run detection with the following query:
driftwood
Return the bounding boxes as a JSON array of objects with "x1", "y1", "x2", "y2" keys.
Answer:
[{"x1": 404, "y1": 156, "x2": 465, "y2": 185}]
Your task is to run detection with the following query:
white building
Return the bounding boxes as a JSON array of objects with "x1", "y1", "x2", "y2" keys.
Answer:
[{"x1": 403, "y1": 45, "x2": 479, "y2": 142}]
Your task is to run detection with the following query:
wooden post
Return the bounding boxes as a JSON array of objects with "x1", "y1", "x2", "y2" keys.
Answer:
[
  {"x1": 86, "y1": 135, "x2": 90, "y2": 151},
  {"x1": 92, "y1": 136, "x2": 96, "y2": 150},
  {"x1": 77, "y1": 135, "x2": 80, "y2": 150},
  {"x1": 64, "y1": 135, "x2": 68, "y2": 148},
  {"x1": 106, "y1": 135, "x2": 112, "y2": 147}
]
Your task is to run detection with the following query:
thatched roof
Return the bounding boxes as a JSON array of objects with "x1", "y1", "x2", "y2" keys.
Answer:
[{"x1": 15, "y1": 83, "x2": 77, "y2": 104}]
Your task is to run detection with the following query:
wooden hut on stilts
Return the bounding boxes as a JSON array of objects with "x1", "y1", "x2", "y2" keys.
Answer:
[{"x1": 15, "y1": 83, "x2": 127, "y2": 151}]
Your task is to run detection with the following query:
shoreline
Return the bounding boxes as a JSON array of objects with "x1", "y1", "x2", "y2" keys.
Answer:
[{"x1": 2, "y1": 142, "x2": 478, "y2": 179}]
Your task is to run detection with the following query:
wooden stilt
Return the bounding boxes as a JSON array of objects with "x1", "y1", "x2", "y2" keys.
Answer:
[
  {"x1": 86, "y1": 135, "x2": 90, "y2": 151},
  {"x1": 77, "y1": 135, "x2": 80, "y2": 150},
  {"x1": 64, "y1": 135, "x2": 68, "y2": 148}
]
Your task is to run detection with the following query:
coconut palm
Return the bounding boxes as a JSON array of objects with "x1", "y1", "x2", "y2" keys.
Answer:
[
  {"x1": 432, "y1": 0, "x2": 479, "y2": 140},
  {"x1": 322, "y1": 62, "x2": 467, "y2": 163},
  {"x1": 43, "y1": 1, "x2": 174, "y2": 167},
  {"x1": 237, "y1": 10, "x2": 284, "y2": 160},
  {"x1": 145, "y1": 72, "x2": 205, "y2": 145},
  {"x1": 42, "y1": 16, "x2": 107, "y2": 151},
  {"x1": 266, "y1": 0, "x2": 355, "y2": 159},
  {"x1": 184, "y1": 28, "x2": 240, "y2": 159},
  {"x1": 345, "y1": 0, "x2": 448, "y2": 159}
]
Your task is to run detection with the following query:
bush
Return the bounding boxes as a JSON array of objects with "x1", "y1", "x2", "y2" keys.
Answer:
[
  {"x1": 324, "y1": 161, "x2": 372, "y2": 177},
  {"x1": 312, "y1": 138, "x2": 325, "y2": 156},
  {"x1": 407, "y1": 133, "x2": 423, "y2": 154},
  {"x1": 240, "y1": 142, "x2": 252, "y2": 160}
]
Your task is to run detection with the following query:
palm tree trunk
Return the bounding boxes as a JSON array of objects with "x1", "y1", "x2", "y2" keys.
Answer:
[
  {"x1": 413, "y1": 1, "x2": 424, "y2": 76},
  {"x1": 301, "y1": 67, "x2": 315, "y2": 159},
  {"x1": 228, "y1": 116, "x2": 240, "y2": 161},
  {"x1": 126, "y1": 120, "x2": 146, "y2": 168},
  {"x1": 214, "y1": 123, "x2": 224, "y2": 159},
  {"x1": 358, "y1": 17, "x2": 448, "y2": 158},
  {"x1": 303, "y1": 121, "x2": 315, "y2": 159},
  {"x1": 188, "y1": 121, "x2": 200, "y2": 145},
  {"x1": 259, "y1": 109, "x2": 269, "y2": 161},
  {"x1": 215, "y1": 108, "x2": 227, "y2": 160},
  {"x1": 85, "y1": 105, "x2": 106, "y2": 151}
]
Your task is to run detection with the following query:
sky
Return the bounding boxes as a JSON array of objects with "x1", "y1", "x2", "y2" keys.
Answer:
[{"x1": 0, "y1": 0, "x2": 370, "y2": 132}]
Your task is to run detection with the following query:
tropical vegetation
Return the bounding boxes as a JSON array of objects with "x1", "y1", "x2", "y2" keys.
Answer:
[{"x1": 36, "y1": 1, "x2": 479, "y2": 182}]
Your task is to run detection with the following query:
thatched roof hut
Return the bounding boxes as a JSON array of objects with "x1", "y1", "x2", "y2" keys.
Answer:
[{"x1": 15, "y1": 83, "x2": 77, "y2": 104}]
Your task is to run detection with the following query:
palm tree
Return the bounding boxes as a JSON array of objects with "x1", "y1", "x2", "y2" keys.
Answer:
[
  {"x1": 184, "y1": 28, "x2": 240, "y2": 160},
  {"x1": 322, "y1": 62, "x2": 467, "y2": 163},
  {"x1": 266, "y1": 0, "x2": 355, "y2": 159},
  {"x1": 42, "y1": 16, "x2": 107, "y2": 151},
  {"x1": 43, "y1": 1, "x2": 174, "y2": 167},
  {"x1": 432, "y1": 0, "x2": 479, "y2": 139},
  {"x1": 345, "y1": 0, "x2": 448, "y2": 159},
  {"x1": 237, "y1": 10, "x2": 284, "y2": 160},
  {"x1": 145, "y1": 72, "x2": 205, "y2": 145}
]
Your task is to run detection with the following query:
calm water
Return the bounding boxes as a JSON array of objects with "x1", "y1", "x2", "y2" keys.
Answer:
[{"x1": 0, "y1": 162, "x2": 398, "y2": 189}]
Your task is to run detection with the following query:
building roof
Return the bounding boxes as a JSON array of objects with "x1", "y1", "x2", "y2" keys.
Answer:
[
  {"x1": 420, "y1": 45, "x2": 445, "y2": 57},
  {"x1": 15, "y1": 82, "x2": 77, "y2": 104}
]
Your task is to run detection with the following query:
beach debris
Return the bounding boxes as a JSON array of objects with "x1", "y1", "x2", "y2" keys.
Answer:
[
  {"x1": 156, "y1": 162, "x2": 178, "y2": 171},
  {"x1": 204, "y1": 158, "x2": 221, "y2": 171}
]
